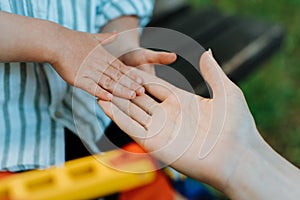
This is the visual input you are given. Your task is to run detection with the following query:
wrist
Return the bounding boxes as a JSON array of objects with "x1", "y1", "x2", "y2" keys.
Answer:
[
  {"x1": 223, "y1": 135, "x2": 267, "y2": 196},
  {"x1": 104, "y1": 29, "x2": 140, "y2": 58},
  {"x1": 101, "y1": 16, "x2": 140, "y2": 57},
  {"x1": 200, "y1": 128, "x2": 262, "y2": 192},
  {"x1": 224, "y1": 133, "x2": 300, "y2": 199},
  {"x1": 40, "y1": 21, "x2": 71, "y2": 65},
  {"x1": 45, "y1": 24, "x2": 94, "y2": 69}
]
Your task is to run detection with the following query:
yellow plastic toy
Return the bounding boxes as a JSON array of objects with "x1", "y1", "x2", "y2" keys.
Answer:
[{"x1": 0, "y1": 149, "x2": 156, "y2": 200}]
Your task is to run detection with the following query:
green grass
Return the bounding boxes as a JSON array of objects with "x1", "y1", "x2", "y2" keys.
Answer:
[{"x1": 189, "y1": 0, "x2": 300, "y2": 167}]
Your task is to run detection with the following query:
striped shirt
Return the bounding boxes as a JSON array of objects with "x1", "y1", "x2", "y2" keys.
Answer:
[{"x1": 0, "y1": 0, "x2": 154, "y2": 172}]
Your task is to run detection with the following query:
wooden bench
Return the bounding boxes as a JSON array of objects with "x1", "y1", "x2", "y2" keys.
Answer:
[{"x1": 145, "y1": 4, "x2": 285, "y2": 96}]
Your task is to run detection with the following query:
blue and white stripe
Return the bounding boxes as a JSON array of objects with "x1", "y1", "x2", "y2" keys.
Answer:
[{"x1": 0, "y1": 0, "x2": 154, "y2": 172}]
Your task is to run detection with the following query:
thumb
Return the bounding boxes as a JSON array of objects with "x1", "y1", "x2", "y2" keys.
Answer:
[
  {"x1": 94, "y1": 31, "x2": 118, "y2": 45},
  {"x1": 120, "y1": 49, "x2": 177, "y2": 67},
  {"x1": 199, "y1": 50, "x2": 231, "y2": 98},
  {"x1": 144, "y1": 50, "x2": 177, "y2": 65}
]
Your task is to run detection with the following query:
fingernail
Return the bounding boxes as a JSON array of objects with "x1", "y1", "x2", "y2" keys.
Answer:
[
  {"x1": 208, "y1": 48, "x2": 213, "y2": 56},
  {"x1": 106, "y1": 93, "x2": 113, "y2": 100},
  {"x1": 129, "y1": 91, "x2": 136, "y2": 98},
  {"x1": 137, "y1": 87, "x2": 145, "y2": 94},
  {"x1": 136, "y1": 77, "x2": 143, "y2": 84}
]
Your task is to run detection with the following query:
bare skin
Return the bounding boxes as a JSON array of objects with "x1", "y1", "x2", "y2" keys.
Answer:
[
  {"x1": 98, "y1": 51, "x2": 300, "y2": 200},
  {"x1": 0, "y1": 11, "x2": 176, "y2": 100},
  {"x1": 101, "y1": 16, "x2": 174, "y2": 75}
]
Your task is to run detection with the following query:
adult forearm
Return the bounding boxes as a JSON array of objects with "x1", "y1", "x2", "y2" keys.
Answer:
[
  {"x1": 0, "y1": 11, "x2": 61, "y2": 63},
  {"x1": 225, "y1": 135, "x2": 300, "y2": 200}
]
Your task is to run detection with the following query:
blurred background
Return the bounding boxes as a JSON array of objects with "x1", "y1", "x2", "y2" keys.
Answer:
[{"x1": 187, "y1": 0, "x2": 300, "y2": 168}]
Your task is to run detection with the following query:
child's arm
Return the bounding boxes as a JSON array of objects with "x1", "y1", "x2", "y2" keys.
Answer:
[
  {"x1": 101, "y1": 16, "x2": 177, "y2": 75},
  {"x1": 97, "y1": 0, "x2": 176, "y2": 74},
  {"x1": 0, "y1": 11, "x2": 145, "y2": 100},
  {"x1": 0, "y1": 11, "x2": 59, "y2": 63}
]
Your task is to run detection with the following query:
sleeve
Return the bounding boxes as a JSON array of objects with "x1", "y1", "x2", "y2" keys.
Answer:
[{"x1": 95, "y1": 0, "x2": 155, "y2": 29}]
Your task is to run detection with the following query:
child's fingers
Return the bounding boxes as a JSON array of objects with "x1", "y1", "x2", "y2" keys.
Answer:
[
  {"x1": 75, "y1": 78, "x2": 113, "y2": 101},
  {"x1": 97, "y1": 74, "x2": 137, "y2": 99},
  {"x1": 91, "y1": 51, "x2": 145, "y2": 99},
  {"x1": 103, "y1": 66, "x2": 145, "y2": 95},
  {"x1": 124, "y1": 68, "x2": 176, "y2": 102},
  {"x1": 108, "y1": 58, "x2": 145, "y2": 85}
]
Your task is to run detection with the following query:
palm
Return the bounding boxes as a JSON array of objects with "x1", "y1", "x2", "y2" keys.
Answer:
[
  {"x1": 98, "y1": 52, "x2": 258, "y2": 190},
  {"x1": 140, "y1": 90, "x2": 201, "y2": 162},
  {"x1": 147, "y1": 88, "x2": 256, "y2": 187}
]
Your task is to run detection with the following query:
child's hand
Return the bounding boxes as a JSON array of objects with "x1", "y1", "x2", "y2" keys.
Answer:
[{"x1": 50, "y1": 29, "x2": 145, "y2": 101}]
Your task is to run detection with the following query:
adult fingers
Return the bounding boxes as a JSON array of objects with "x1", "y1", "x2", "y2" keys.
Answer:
[
  {"x1": 132, "y1": 69, "x2": 177, "y2": 102},
  {"x1": 112, "y1": 96, "x2": 152, "y2": 129},
  {"x1": 98, "y1": 100, "x2": 147, "y2": 139},
  {"x1": 144, "y1": 81, "x2": 175, "y2": 102},
  {"x1": 199, "y1": 50, "x2": 231, "y2": 98},
  {"x1": 131, "y1": 94, "x2": 160, "y2": 115}
]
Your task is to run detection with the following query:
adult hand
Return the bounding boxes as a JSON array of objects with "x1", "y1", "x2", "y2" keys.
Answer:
[{"x1": 98, "y1": 51, "x2": 260, "y2": 191}]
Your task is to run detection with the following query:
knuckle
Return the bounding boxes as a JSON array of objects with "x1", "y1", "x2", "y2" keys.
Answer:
[
  {"x1": 119, "y1": 64, "x2": 130, "y2": 73},
  {"x1": 120, "y1": 86, "x2": 129, "y2": 94},
  {"x1": 113, "y1": 71, "x2": 123, "y2": 80},
  {"x1": 86, "y1": 82, "x2": 98, "y2": 96},
  {"x1": 130, "y1": 82, "x2": 139, "y2": 89},
  {"x1": 103, "y1": 77, "x2": 114, "y2": 89},
  {"x1": 124, "y1": 70, "x2": 135, "y2": 80},
  {"x1": 96, "y1": 88, "x2": 107, "y2": 98}
]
